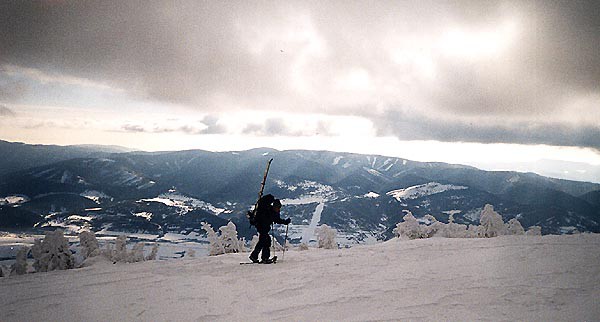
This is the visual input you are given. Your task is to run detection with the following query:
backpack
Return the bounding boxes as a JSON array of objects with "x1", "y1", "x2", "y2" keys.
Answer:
[{"x1": 248, "y1": 194, "x2": 274, "y2": 226}]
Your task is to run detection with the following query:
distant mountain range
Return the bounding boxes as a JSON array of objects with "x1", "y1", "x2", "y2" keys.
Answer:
[
  {"x1": 1, "y1": 140, "x2": 599, "y2": 243},
  {"x1": 0, "y1": 140, "x2": 133, "y2": 176}
]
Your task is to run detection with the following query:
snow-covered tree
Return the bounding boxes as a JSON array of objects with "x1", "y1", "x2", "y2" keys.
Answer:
[
  {"x1": 31, "y1": 230, "x2": 74, "y2": 272},
  {"x1": 129, "y1": 243, "x2": 146, "y2": 262},
  {"x1": 466, "y1": 224, "x2": 482, "y2": 238},
  {"x1": 101, "y1": 236, "x2": 148, "y2": 263},
  {"x1": 393, "y1": 212, "x2": 424, "y2": 239},
  {"x1": 526, "y1": 226, "x2": 542, "y2": 236},
  {"x1": 421, "y1": 215, "x2": 444, "y2": 238},
  {"x1": 219, "y1": 221, "x2": 242, "y2": 253},
  {"x1": 479, "y1": 204, "x2": 506, "y2": 237},
  {"x1": 202, "y1": 222, "x2": 225, "y2": 256},
  {"x1": 441, "y1": 222, "x2": 469, "y2": 238},
  {"x1": 11, "y1": 246, "x2": 29, "y2": 276},
  {"x1": 146, "y1": 243, "x2": 159, "y2": 260},
  {"x1": 79, "y1": 230, "x2": 100, "y2": 259},
  {"x1": 236, "y1": 236, "x2": 246, "y2": 253},
  {"x1": 506, "y1": 218, "x2": 525, "y2": 235},
  {"x1": 203, "y1": 221, "x2": 246, "y2": 256},
  {"x1": 112, "y1": 235, "x2": 129, "y2": 262},
  {"x1": 316, "y1": 224, "x2": 337, "y2": 249}
]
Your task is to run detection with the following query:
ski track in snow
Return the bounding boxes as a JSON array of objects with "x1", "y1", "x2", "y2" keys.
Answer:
[
  {"x1": 281, "y1": 195, "x2": 327, "y2": 245},
  {"x1": 301, "y1": 201, "x2": 325, "y2": 244},
  {"x1": 1, "y1": 234, "x2": 599, "y2": 321}
]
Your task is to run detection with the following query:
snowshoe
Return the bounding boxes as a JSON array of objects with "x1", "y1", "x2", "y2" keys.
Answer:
[
  {"x1": 260, "y1": 256, "x2": 277, "y2": 264},
  {"x1": 249, "y1": 254, "x2": 260, "y2": 263}
]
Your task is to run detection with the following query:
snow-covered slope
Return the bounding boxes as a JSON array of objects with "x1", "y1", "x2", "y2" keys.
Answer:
[
  {"x1": 1, "y1": 234, "x2": 598, "y2": 321},
  {"x1": 386, "y1": 182, "x2": 468, "y2": 201}
]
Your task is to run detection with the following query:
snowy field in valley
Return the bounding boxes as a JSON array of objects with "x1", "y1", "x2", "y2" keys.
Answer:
[{"x1": 1, "y1": 234, "x2": 599, "y2": 321}]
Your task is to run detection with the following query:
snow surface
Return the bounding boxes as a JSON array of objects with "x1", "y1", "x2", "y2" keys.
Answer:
[
  {"x1": 141, "y1": 192, "x2": 226, "y2": 215},
  {"x1": 280, "y1": 196, "x2": 326, "y2": 245},
  {"x1": 0, "y1": 195, "x2": 29, "y2": 206},
  {"x1": 1, "y1": 234, "x2": 598, "y2": 321},
  {"x1": 301, "y1": 201, "x2": 325, "y2": 244},
  {"x1": 387, "y1": 182, "x2": 468, "y2": 201},
  {"x1": 133, "y1": 212, "x2": 153, "y2": 221},
  {"x1": 363, "y1": 191, "x2": 380, "y2": 198},
  {"x1": 332, "y1": 156, "x2": 343, "y2": 166},
  {"x1": 79, "y1": 190, "x2": 112, "y2": 204}
]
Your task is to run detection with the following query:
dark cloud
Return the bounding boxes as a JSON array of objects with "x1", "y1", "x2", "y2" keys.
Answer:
[
  {"x1": 0, "y1": 0, "x2": 292, "y2": 107},
  {"x1": 1, "y1": 0, "x2": 598, "y2": 148},
  {"x1": 0, "y1": 105, "x2": 16, "y2": 117},
  {"x1": 373, "y1": 109, "x2": 600, "y2": 150}
]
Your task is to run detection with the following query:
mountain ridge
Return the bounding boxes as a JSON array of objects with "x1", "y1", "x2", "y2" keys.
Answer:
[{"x1": 1, "y1": 142, "x2": 599, "y2": 239}]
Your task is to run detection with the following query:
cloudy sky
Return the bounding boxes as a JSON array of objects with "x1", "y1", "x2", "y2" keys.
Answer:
[{"x1": 1, "y1": 0, "x2": 599, "y2": 181}]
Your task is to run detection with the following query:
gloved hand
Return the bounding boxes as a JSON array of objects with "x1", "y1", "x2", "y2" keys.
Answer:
[{"x1": 284, "y1": 218, "x2": 291, "y2": 225}]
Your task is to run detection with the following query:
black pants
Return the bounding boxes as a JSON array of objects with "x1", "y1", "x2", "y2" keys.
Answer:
[{"x1": 251, "y1": 229, "x2": 271, "y2": 261}]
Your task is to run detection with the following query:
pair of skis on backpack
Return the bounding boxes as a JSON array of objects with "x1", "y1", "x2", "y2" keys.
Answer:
[{"x1": 240, "y1": 255, "x2": 278, "y2": 265}]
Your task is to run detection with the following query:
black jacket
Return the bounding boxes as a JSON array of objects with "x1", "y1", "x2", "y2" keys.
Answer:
[{"x1": 255, "y1": 207, "x2": 286, "y2": 233}]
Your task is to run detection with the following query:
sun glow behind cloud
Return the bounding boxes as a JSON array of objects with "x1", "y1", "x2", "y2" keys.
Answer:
[{"x1": 439, "y1": 20, "x2": 518, "y2": 59}]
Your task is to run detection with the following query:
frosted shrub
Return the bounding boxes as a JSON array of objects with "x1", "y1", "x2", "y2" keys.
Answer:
[
  {"x1": 393, "y1": 205, "x2": 544, "y2": 240},
  {"x1": 11, "y1": 246, "x2": 29, "y2": 276},
  {"x1": 239, "y1": 237, "x2": 248, "y2": 253},
  {"x1": 104, "y1": 236, "x2": 148, "y2": 263},
  {"x1": 316, "y1": 224, "x2": 337, "y2": 249},
  {"x1": 466, "y1": 224, "x2": 482, "y2": 238},
  {"x1": 202, "y1": 222, "x2": 225, "y2": 256},
  {"x1": 31, "y1": 230, "x2": 74, "y2": 272},
  {"x1": 219, "y1": 221, "x2": 242, "y2": 253},
  {"x1": 130, "y1": 243, "x2": 146, "y2": 262},
  {"x1": 441, "y1": 222, "x2": 469, "y2": 238},
  {"x1": 421, "y1": 215, "x2": 445, "y2": 238},
  {"x1": 526, "y1": 226, "x2": 542, "y2": 236},
  {"x1": 298, "y1": 243, "x2": 309, "y2": 251},
  {"x1": 79, "y1": 231, "x2": 100, "y2": 259},
  {"x1": 112, "y1": 235, "x2": 129, "y2": 262},
  {"x1": 146, "y1": 243, "x2": 159, "y2": 260},
  {"x1": 393, "y1": 212, "x2": 424, "y2": 239},
  {"x1": 479, "y1": 204, "x2": 506, "y2": 237},
  {"x1": 506, "y1": 218, "x2": 525, "y2": 235},
  {"x1": 203, "y1": 221, "x2": 246, "y2": 255}
]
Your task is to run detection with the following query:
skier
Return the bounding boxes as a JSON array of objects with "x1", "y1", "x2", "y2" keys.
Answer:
[{"x1": 249, "y1": 197, "x2": 291, "y2": 264}]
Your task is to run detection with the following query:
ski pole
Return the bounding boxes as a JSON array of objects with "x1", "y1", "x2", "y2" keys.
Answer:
[
  {"x1": 271, "y1": 223, "x2": 275, "y2": 259},
  {"x1": 282, "y1": 223, "x2": 289, "y2": 261}
]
